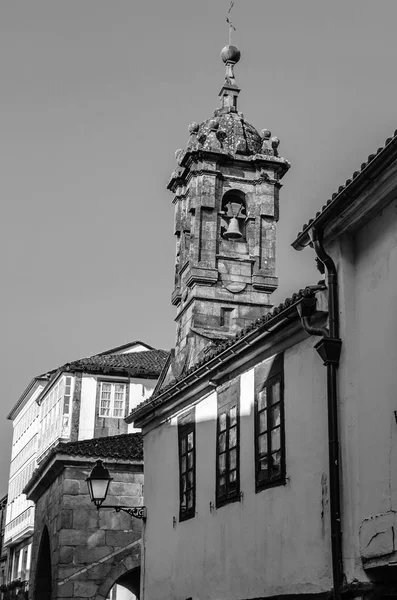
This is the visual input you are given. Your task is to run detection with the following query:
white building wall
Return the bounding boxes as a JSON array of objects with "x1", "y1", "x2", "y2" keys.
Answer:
[
  {"x1": 78, "y1": 375, "x2": 97, "y2": 440},
  {"x1": 331, "y1": 197, "x2": 397, "y2": 580},
  {"x1": 128, "y1": 378, "x2": 157, "y2": 433},
  {"x1": 143, "y1": 340, "x2": 330, "y2": 600}
]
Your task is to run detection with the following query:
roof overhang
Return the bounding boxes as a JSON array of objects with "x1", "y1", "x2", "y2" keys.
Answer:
[
  {"x1": 128, "y1": 289, "x2": 327, "y2": 431},
  {"x1": 24, "y1": 452, "x2": 143, "y2": 504},
  {"x1": 7, "y1": 374, "x2": 53, "y2": 420}
]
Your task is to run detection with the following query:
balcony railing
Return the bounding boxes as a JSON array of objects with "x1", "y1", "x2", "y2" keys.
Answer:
[
  {"x1": 4, "y1": 508, "x2": 34, "y2": 545},
  {"x1": 0, "y1": 579, "x2": 29, "y2": 600}
]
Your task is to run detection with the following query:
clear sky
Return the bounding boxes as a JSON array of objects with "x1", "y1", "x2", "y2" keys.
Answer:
[{"x1": 1, "y1": 0, "x2": 396, "y2": 494}]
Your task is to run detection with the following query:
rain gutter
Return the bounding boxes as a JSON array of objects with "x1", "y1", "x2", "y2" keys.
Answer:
[{"x1": 296, "y1": 227, "x2": 343, "y2": 600}]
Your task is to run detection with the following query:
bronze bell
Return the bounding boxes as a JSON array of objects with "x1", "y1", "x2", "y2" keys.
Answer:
[{"x1": 224, "y1": 216, "x2": 242, "y2": 240}]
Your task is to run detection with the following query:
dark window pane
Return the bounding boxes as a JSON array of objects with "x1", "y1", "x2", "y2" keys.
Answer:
[
  {"x1": 187, "y1": 471, "x2": 194, "y2": 488},
  {"x1": 181, "y1": 493, "x2": 186, "y2": 510},
  {"x1": 181, "y1": 475, "x2": 186, "y2": 492},
  {"x1": 271, "y1": 403, "x2": 281, "y2": 428},
  {"x1": 271, "y1": 451, "x2": 282, "y2": 477},
  {"x1": 258, "y1": 433, "x2": 267, "y2": 455},
  {"x1": 218, "y1": 453, "x2": 226, "y2": 474},
  {"x1": 220, "y1": 475, "x2": 226, "y2": 488},
  {"x1": 258, "y1": 389, "x2": 267, "y2": 411},
  {"x1": 219, "y1": 431, "x2": 226, "y2": 452},
  {"x1": 229, "y1": 448, "x2": 237, "y2": 470},
  {"x1": 187, "y1": 452, "x2": 193, "y2": 469},
  {"x1": 187, "y1": 432, "x2": 194, "y2": 450},
  {"x1": 181, "y1": 438, "x2": 186, "y2": 454},
  {"x1": 219, "y1": 412, "x2": 227, "y2": 432},
  {"x1": 271, "y1": 428, "x2": 280, "y2": 451},
  {"x1": 229, "y1": 426, "x2": 237, "y2": 448},
  {"x1": 271, "y1": 381, "x2": 280, "y2": 405},
  {"x1": 230, "y1": 405, "x2": 237, "y2": 426},
  {"x1": 229, "y1": 469, "x2": 237, "y2": 483},
  {"x1": 181, "y1": 456, "x2": 186, "y2": 473},
  {"x1": 187, "y1": 490, "x2": 193, "y2": 509},
  {"x1": 259, "y1": 411, "x2": 267, "y2": 433},
  {"x1": 259, "y1": 455, "x2": 268, "y2": 475}
]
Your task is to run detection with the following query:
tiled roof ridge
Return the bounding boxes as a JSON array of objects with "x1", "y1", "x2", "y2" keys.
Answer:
[
  {"x1": 97, "y1": 340, "x2": 154, "y2": 355},
  {"x1": 64, "y1": 348, "x2": 169, "y2": 371},
  {"x1": 56, "y1": 432, "x2": 143, "y2": 457},
  {"x1": 59, "y1": 431, "x2": 141, "y2": 447},
  {"x1": 24, "y1": 433, "x2": 143, "y2": 499},
  {"x1": 293, "y1": 129, "x2": 397, "y2": 245},
  {"x1": 40, "y1": 432, "x2": 143, "y2": 463},
  {"x1": 128, "y1": 284, "x2": 322, "y2": 421}
]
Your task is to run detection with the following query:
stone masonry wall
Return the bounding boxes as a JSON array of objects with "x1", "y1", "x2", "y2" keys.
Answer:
[{"x1": 29, "y1": 461, "x2": 143, "y2": 600}]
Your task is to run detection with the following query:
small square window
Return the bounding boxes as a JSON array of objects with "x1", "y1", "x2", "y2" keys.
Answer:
[
  {"x1": 99, "y1": 382, "x2": 127, "y2": 418},
  {"x1": 220, "y1": 307, "x2": 234, "y2": 327}
]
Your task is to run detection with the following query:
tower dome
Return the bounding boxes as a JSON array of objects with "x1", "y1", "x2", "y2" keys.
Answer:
[
  {"x1": 183, "y1": 44, "x2": 264, "y2": 156},
  {"x1": 195, "y1": 113, "x2": 262, "y2": 156}
]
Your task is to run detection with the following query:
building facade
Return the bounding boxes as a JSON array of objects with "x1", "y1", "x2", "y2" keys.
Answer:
[
  {"x1": 128, "y1": 43, "x2": 397, "y2": 600},
  {"x1": 3, "y1": 341, "x2": 168, "y2": 597},
  {"x1": 24, "y1": 434, "x2": 144, "y2": 600}
]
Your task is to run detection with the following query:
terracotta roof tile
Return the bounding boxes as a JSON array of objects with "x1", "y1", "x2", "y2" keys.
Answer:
[
  {"x1": 52, "y1": 433, "x2": 143, "y2": 461},
  {"x1": 128, "y1": 285, "x2": 322, "y2": 422},
  {"x1": 64, "y1": 349, "x2": 169, "y2": 379}
]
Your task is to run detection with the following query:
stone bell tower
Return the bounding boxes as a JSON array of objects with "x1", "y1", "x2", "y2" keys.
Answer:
[{"x1": 167, "y1": 44, "x2": 290, "y2": 376}]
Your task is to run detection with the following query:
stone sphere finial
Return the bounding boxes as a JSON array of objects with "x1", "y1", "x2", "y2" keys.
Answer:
[
  {"x1": 188, "y1": 122, "x2": 199, "y2": 134},
  {"x1": 221, "y1": 45, "x2": 241, "y2": 64},
  {"x1": 260, "y1": 129, "x2": 271, "y2": 140}
]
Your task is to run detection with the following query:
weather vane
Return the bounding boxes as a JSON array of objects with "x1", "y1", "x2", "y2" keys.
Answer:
[{"x1": 226, "y1": 1, "x2": 236, "y2": 45}]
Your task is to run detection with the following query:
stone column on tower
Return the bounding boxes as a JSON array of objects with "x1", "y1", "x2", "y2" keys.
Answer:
[{"x1": 166, "y1": 44, "x2": 290, "y2": 378}]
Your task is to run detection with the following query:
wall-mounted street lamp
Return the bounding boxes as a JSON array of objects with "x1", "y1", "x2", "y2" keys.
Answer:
[{"x1": 86, "y1": 460, "x2": 146, "y2": 520}]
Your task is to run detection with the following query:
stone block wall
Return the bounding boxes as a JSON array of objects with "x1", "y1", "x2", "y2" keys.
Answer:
[{"x1": 29, "y1": 461, "x2": 143, "y2": 600}]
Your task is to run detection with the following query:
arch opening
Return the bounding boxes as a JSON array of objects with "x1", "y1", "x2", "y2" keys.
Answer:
[
  {"x1": 34, "y1": 527, "x2": 51, "y2": 600},
  {"x1": 221, "y1": 190, "x2": 247, "y2": 241},
  {"x1": 106, "y1": 566, "x2": 141, "y2": 600}
]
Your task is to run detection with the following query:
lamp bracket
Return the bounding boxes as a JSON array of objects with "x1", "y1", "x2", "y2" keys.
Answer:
[{"x1": 100, "y1": 505, "x2": 147, "y2": 520}]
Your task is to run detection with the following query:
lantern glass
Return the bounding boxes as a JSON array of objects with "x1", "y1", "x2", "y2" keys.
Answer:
[{"x1": 86, "y1": 460, "x2": 113, "y2": 508}]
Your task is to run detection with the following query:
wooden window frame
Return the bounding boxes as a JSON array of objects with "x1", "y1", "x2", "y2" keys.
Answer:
[
  {"x1": 99, "y1": 382, "x2": 127, "y2": 419},
  {"x1": 254, "y1": 356, "x2": 286, "y2": 493},
  {"x1": 216, "y1": 380, "x2": 240, "y2": 508},
  {"x1": 178, "y1": 408, "x2": 196, "y2": 522}
]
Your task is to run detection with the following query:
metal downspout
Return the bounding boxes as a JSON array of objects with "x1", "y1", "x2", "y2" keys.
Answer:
[{"x1": 299, "y1": 228, "x2": 343, "y2": 600}]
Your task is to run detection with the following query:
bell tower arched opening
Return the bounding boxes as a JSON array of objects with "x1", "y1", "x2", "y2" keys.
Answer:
[{"x1": 221, "y1": 189, "x2": 247, "y2": 241}]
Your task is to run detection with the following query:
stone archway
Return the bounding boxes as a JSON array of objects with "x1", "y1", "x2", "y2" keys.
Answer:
[
  {"x1": 97, "y1": 555, "x2": 140, "y2": 600},
  {"x1": 34, "y1": 526, "x2": 51, "y2": 600},
  {"x1": 113, "y1": 565, "x2": 140, "y2": 597}
]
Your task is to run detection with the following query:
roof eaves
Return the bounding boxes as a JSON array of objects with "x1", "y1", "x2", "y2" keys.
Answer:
[
  {"x1": 98, "y1": 340, "x2": 154, "y2": 355},
  {"x1": 127, "y1": 285, "x2": 323, "y2": 425},
  {"x1": 292, "y1": 131, "x2": 397, "y2": 250},
  {"x1": 150, "y1": 351, "x2": 173, "y2": 398},
  {"x1": 35, "y1": 369, "x2": 64, "y2": 406},
  {"x1": 7, "y1": 372, "x2": 54, "y2": 420}
]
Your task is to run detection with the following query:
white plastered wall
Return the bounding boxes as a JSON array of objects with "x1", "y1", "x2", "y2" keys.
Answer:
[{"x1": 143, "y1": 340, "x2": 330, "y2": 600}]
